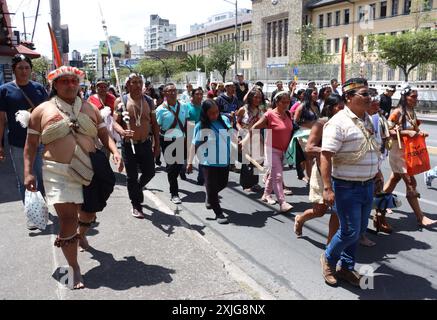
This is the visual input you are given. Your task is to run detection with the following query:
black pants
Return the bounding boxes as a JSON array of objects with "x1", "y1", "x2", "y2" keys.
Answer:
[
  {"x1": 203, "y1": 166, "x2": 229, "y2": 217},
  {"x1": 160, "y1": 136, "x2": 186, "y2": 197},
  {"x1": 121, "y1": 140, "x2": 155, "y2": 209}
]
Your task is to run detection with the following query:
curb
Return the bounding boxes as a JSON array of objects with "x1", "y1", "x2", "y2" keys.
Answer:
[{"x1": 428, "y1": 146, "x2": 437, "y2": 156}]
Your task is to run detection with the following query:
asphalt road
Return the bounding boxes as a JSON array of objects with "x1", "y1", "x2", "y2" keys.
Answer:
[{"x1": 148, "y1": 143, "x2": 437, "y2": 300}]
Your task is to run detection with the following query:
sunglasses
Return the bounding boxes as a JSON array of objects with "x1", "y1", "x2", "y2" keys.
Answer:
[{"x1": 354, "y1": 92, "x2": 370, "y2": 97}]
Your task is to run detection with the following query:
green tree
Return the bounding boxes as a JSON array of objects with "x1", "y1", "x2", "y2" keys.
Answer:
[
  {"x1": 205, "y1": 42, "x2": 237, "y2": 82},
  {"x1": 110, "y1": 68, "x2": 131, "y2": 86},
  {"x1": 84, "y1": 68, "x2": 97, "y2": 83},
  {"x1": 32, "y1": 56, "x2": 50, "y2": 85},
  {"x1": 295, "y1": 24, "x2": 331, "y2": 65},
  {"x1": 161, "y1": 58, "x2": 184, "y2": 82},
  {"x1": 376, "y1": 29, "x2": 437, "y2": 81},
  {"x1": 136, "y1": 59, "x2": 161, "y2": 81},
  {"x1": 183, "y1": 54, "x2": 206, "y2": 72}
]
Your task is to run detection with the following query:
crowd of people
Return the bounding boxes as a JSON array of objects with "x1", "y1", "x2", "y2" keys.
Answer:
[{"x1": 0, "y1": 54, "x2": 436, "y2": 290}]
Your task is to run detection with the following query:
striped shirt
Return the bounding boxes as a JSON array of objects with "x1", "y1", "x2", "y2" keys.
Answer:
[{"x1": 322, "y1": 107, "x2": 380, "y2": 182}]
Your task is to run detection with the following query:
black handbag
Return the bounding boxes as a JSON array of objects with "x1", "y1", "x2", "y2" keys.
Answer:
[{"x1": 82, "y1": 149, "x2": 116, "y2": 213}]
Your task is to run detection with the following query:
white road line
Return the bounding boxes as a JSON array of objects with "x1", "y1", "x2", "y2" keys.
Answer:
[{"x1": 49, "y1": 220, "x2": 67, "y2": 300}]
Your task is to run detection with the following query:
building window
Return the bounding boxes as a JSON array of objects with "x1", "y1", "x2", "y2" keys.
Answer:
[
  {"x1": 357, "y1": 35, "x2": 364, "y2": 51},
  {"x1": 278, "y1": 20, "x2": 283, "y2": 57},
  {"x1": 387, "y1": 68, "x2": 395, "y2": 81},
  {"x1": 358, "y1": 6, "x2": 366, "y2": 21},
  {"x1": 417, "y1": 65, "x2": 428, "y2": 81},
  {"x1": 335, "y1": 11, "x2": 341, "y2": 26},
  {"x1": 326, "y1": 39, "x2": 332, "y2": 53},
  {"x1": 423, "y1": 0, "x2": 433, "y2": 11},
  {"x1": 327, "y1": 12, "x2": 332, "y2": 27},
  {"x1": 247, "y1": 50, "x2": 250, "y2": 61},
  {"x1": 376, "y1": 64, "x2": 384, "y2": 80},
  {"x1": 284, "y1": 19, "x2": 288, "y2": 56},
  {"x1": 344, "y1": 9, "x2": 350, "y2": 24},
  {"x1": 246, "y1": 30, "x2": 250, "y2": 41},
  {"x1": 404, "y1": 0, "x2": 411, "y2": 14},
  {"x1": 335, "y1": 38, "x2": 340, "y2": 53},
  {"x1": 392, "y1": 0, "x2": 399, "y2": 15},
  {"x1": 319, "y1": 14, "x2": 324, "y2": 28},
  {"x1": 241, "y1": 50, "x2": 245, "y2": 61},
  {"x1": 304, "y1": 15, "x2": 310, "y2": 25},
  {"x1": 381, "y1": 1, "x2": 387, "y2": 18},
  {"x1": 267, "y1": 23, "x2": 271, "y2": 58},
  {"x1": 272, "y1": 21, "x2": 277, "y2": 57},
  {"x1": 370, "y1": 3, "x2": 376, "y2": 19},
  {"x1": 344, "y1": 37, "x2": 349, "y2": 52}
]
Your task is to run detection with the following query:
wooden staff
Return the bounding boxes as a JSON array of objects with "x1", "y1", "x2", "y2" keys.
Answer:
[
  {"x1": 396, "y1": 127, "x2": 402, "y2": 149},
  {"x1": 99, "y1": 3, "x2": 135, "y2": 154}
]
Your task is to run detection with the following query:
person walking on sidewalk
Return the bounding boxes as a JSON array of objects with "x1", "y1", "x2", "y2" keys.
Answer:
[
  {"x1": 320, "y1": 78, "x2": 381, "y2": 287},
  {"x1": 187, "y1": 99, "x2": 232, "y2": 224},
  {"x1": 248, "y1": 91, "x2": 294, "y2": 213},
  {"x1": 294, "y1": 94, "x2": 343, "y2": 242},
  {"x1": 424, "y1": 166, "x2": 437, "y2": 188},
  {"x1": 156, "y1": 83, "x2": 190, "y2": 205},
  {"x1": 383, "y1": 84, "x2": 436, "y2": 228},
  {"x1": 0, "y1": 54, "x2": 48, "y2": 230},
  {"x1": 24, "y1": 66, "x2": 123, "y2": 289},
  {"x1": 114, "y1": 74, "x2": 160, "y2": 219}
]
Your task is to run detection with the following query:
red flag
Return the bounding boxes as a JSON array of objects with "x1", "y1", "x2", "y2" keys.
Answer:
[
  {"x1": 341, "y1": 38, "x2": 347, "y2": 85},
  {"x1": 48, "y1": 23, "x2": 62, "y2": 68}
]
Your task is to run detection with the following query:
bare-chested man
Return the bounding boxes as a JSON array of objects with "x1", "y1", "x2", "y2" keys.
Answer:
[{"x1": 114, "y1": 73, "x2": 160, "y2": 218}]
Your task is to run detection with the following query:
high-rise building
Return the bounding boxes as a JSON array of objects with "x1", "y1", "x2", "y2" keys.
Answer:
[
  {"x1": 130, "y1": 44, "x2": 145, "y2": 59},
  {"x1": 144, "y1": 15, "x2": 176, "y2": 52},
  {"x1": 83, "y1": 49, "x2": 98, "y2": 71}
]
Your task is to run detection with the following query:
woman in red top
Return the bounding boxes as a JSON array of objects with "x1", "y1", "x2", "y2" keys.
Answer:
[{"x1": 250, "y1": 91, "x2": 294, "y2": 213}]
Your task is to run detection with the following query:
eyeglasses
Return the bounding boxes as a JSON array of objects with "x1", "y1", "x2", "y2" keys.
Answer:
[
  {"x1": 408, "y1": 95, "x2": 418, "y2": 99},
  {"x1": 354, "y1": 92, "x2": 370, "y2": 98},
  {"x1": 164, "y1": 89, "x2": 177, "y2": 94},
  {"x1": 57, "y1": 78, "x2": 79, "y2": 85}
]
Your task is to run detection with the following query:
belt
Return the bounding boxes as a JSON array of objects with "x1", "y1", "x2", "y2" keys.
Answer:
[{"x1": 332, "y1": 177, "x2": 375, "y2": 186}]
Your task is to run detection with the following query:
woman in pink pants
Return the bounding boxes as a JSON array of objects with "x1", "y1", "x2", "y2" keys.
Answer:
[{"x1": 249, "y1": 91, "x2": 294, "y2": 213}]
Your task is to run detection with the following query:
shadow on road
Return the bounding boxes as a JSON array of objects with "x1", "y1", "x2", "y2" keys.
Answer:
[
  {"x1": 79, "y1": 248, "x2": 175, "y2": 290},
  {"x1": 141, "y1": 203, "x2": 206, "y2": 237}
]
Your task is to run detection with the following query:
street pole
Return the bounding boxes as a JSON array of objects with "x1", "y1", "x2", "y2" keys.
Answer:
[
  {"x1": 23, "y1": 13, "x2": 27, "y2": 41},
  {"x1": 234, "y1": 0, "x2": 238, "y2": 78}
]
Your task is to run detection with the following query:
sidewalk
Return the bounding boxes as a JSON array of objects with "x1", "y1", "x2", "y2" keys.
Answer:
[
  {"x1": 418, "y1": 113, "x2": 437, "y2": 124},
  {"x1": 0, "y1": 144, "x2": 256, "y2": 300}
]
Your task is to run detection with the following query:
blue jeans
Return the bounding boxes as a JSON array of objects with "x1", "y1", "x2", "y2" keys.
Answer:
[
  {"x1": 325, "y1": 178, "x2": 374, "y2": 271},
  {"x1": 10, "y1": 144, "x2": 45, "y2": 202}
]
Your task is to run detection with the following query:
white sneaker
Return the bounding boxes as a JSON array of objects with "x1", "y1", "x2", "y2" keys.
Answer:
[
  {"x1": 279, "y1": 202, "x2": 293, "y2": 213},
  {"x1": 131, "y1": 208, "x2": 145, "y2": 219},
  {"x1": 171, "y1": 196, "x2": 182, "y2": 205},
  {"x1": 261, "y1": 195, "x2": 277, "y2": 205}
]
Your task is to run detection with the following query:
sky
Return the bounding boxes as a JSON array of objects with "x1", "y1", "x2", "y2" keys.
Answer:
[{"x1": 7, "y1": 0, "x2": 253, "y2": 58}]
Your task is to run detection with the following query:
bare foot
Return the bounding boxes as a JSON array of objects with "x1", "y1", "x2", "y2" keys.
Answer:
[
  {"x1": 294, "y1": 215, "x2": 303, "y2": 237},
  {"x1": 73, "y1": 269, "x2": 85, "y2": 290},
  {"x1": 419, "y1": 216, "x2": 437, "y2": 228},
  {"x1": 79, "y1": 235, "x2": 89, "y2": 252}
]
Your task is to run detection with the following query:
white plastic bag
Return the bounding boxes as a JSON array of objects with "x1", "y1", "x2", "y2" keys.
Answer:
[{"x1": 24, "y1": 191, "x2": 49, "y2": 230}]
